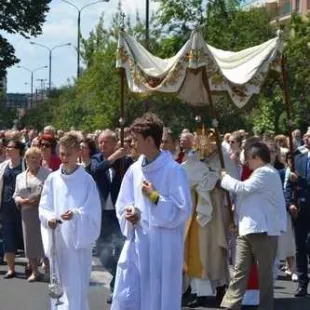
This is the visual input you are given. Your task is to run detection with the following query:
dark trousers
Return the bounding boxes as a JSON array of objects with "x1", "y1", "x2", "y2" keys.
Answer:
[
  {"x1": 96, "y1": 210, "x2": 124, "y2": 291},
  {"x1": 294, "y1": 214, "x2": 310, "y2": 289},
  {"x1": 0, "y1": 224, "x2": 3, "y2": 258}
]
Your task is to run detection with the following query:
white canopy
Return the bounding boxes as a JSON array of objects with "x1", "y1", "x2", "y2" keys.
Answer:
[{"x1": 116, "y1": 30, "x2": 283, "y2": 108}]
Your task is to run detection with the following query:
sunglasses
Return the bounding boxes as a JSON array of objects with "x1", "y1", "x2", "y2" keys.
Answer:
[
  {"x1": 40, "y1": 143, "x2": 52, "y2": 148},
  {"x1": 228, "y1": 141, "x2": 235, "y2": 144},
  {"x1": 6, "y1": 146, "x2": 18, "y2": 149}
]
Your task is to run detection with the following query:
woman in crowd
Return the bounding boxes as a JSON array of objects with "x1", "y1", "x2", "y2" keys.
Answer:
[
  {"x1": 278, "y1": 152, "x2": 298, "y2": 281},
  {"x1": 80, "y1": 137, "x2": 98, "y2": 174},
  {"x1": 265, "y1": 139, "x2": 297, "y2": 281},
  {"x1": 228, "y1": 132, "x2": 242, "y2": 164},
  {"x1": 0, "y1": 139, "x2": 25, "y2": 278},
  {"x1": 13, "y1": 147, "x2": 50, "y2": 282},
  {"x1": 39, "y1": 134, "x2": 61, "y2": 171},
  {"x1": 31, "y1": 137, "x2": 40, "y2": 148}
]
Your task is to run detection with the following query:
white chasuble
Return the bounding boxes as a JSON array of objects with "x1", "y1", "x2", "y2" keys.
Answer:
[
  {"x1": 112, "y1": 151, "x2": 191, "y2": 310},
  {"x1": 39, "y1": 166, "x2": 101, "y2": 310}
]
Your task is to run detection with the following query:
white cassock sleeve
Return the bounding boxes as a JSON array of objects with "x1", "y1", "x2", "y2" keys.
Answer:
[
  {"x1": 115, "y1": 166, "x2": 135, "y2": 239},
  {"x1": 39, "y1": 175, "x2": 56, "y2": 228},
  {"x1": 150, "y1": 166, "x2": 191, "y2": 229},
  {"x1": 39, "y1": 175, "x2": 56, "y2": 257},
  {"x1": 71, "y1": 177, "x2": 102, "y2": 249}
]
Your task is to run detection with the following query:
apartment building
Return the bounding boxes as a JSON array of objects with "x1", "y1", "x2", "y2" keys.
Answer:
[
  {"x1": 244, "y1": 0, "x2": 310, "y2": 23},
  {"x1": 271, "y1": 0, "x2": 310, "y2": 22}
]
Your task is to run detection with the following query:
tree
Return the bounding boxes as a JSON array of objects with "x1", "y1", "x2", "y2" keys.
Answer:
[
  {"x1": 27, "y1": 2, "x2": 309, "y2": 135},
  {"x1": 0, "y1": 0, "x2": 51, "y2": 78}
]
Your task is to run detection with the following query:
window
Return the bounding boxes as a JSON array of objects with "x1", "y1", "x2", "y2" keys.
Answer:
[{"x1": 295, "y1": 0, "x2": 300, "y2": 12}]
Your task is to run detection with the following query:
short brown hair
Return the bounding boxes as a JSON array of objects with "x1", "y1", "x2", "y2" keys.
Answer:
[
  {"x1": 59, "y1": 132, "x2": 80, "y2": 150},
  {"x1": 130, "y1": 113, "x2": 163, "y2": 149}
]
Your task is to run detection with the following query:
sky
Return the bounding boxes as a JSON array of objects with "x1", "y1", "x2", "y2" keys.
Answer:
[{"x1": 5, "y1": 0, "x2": 159, "y2": 94}]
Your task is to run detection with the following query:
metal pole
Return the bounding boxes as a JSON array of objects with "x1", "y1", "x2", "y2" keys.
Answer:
[
  {"x1": 49, "y1": 50, "x2": 52, "y2": 93},
  {"x1": 120, "y1": 68, "x2": 125, "y2": 148},
  {"x1": 281, "y1": 55, "x2": 295, "y2": 172},
  {"x1": 31, "y1": 72, "x2": 34, "y2": 109},
  {"x1": 145, "y1": 0, "x2": 150, "y2": 49},
  {"x1": 77, "y1": 10, "x2": 81, "y2": 78}
]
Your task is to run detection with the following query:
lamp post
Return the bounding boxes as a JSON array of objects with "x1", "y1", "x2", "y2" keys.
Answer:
[
  {"x1": 61, "y1": 0, "x2": 110, "y2": 78},
  {"x1": 16, "y1": 65, "x2": 48, "y2": 108},
  {"x1": 30, "y1": 42, "x2": 71, "y2": 93},
  {"x1": 146, "y1": 0, "x2": 150, "y2": 49}
]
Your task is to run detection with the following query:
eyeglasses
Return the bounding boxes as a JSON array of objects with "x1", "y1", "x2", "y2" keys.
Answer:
[
  {"x1": 40, "y1": 143, "x2": 52, "y2": 148},
  {"x1": 228, "y1": 141, "x2": 235, "y2": 144}
]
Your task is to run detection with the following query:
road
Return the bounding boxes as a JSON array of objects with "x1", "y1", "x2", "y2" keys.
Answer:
[{"x1": 0, "y1": 257, "x2": 309, "y2": 310}]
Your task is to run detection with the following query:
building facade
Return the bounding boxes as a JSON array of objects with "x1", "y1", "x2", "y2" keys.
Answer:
[{"x1": 244, "y1": 0, "x2": 310, "y2": 22}]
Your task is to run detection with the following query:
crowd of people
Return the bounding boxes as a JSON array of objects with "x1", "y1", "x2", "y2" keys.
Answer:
[{"x1": 0, "y1": 117, "x2": 309, "y2": 310}]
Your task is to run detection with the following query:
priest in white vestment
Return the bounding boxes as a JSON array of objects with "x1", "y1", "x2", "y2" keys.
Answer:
[
  {"x1": 182, "y1": 145, "x2": 229, "y2": 308},
  {"x1": 111, "y1": 113, "x2": 191, "y2": 310},
  {"x1": 39, "y1": 133, "x2": 101, "y2": 310}
]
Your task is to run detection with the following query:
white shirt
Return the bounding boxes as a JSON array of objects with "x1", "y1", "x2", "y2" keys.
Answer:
[{"x1": 221, "y1": 164, "x2": 287, "y2": 236}]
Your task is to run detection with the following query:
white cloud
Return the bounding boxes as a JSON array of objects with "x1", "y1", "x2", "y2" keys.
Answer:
[{"x1": 6, "y1": 0, "x2": 159, "y2": 93}]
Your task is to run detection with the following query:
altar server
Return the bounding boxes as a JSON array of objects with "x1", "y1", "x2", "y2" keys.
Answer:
[
  {"x1": 112, "y1": 113, "x2": 191, "y2": 310},
  {"x1": 39, "y1": 133, "x2": 101, "y2": 310}
]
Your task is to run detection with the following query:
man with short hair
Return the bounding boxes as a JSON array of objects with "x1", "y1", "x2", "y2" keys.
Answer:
[
  {"x1": 112, "y1": 113, "x2": 191, "y2": 310},
  {"x1": 43, "y1": 125, "x2": 56, "y2": 137},
  {"x1": 293, "y1": 129, "x2": 303, "y2": 148},
  {"x1": 91, "y1": 129, "x2": 132, "y2": 302},
  {"x1": 286, "y1": 128, "x2": 310, "y2": 297},
  {"x1": 220, "y1": 141, "x2": 286, "y2": 310}
]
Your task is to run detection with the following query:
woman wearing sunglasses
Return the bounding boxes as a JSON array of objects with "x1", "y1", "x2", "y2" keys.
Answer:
[{"x1": 39, "y1": 135, "x2": 61, "y2": 172}]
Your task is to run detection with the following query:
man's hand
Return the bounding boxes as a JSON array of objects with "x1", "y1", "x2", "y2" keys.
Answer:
[
  {"x1": 48, "y1": 219, "x2": 61, "y2": 229},
  {"x1": 61, "y1": 210, "x2": 74, "y2": 221},
  {"x1": 19, "y1": 198, "x2": 31, "y2": 206},
  {"x1": 125, "y1": 207, "x2": 140, "y2": 225},
  {"x1": 220, "y1": 169, "x2": 227, "y2": 180},
  {"x1": 289, "y1": 204, "x2": 298, "y2": 219},
  {"x1": 141, "y1": 180, "x2": 155, "y2": 197},
  {"x1": 108, "y1": 148, "x2": 127, "y2": 164},
  {"x1": 289, "y1": 172, "x2": 298, "y2": 182}
]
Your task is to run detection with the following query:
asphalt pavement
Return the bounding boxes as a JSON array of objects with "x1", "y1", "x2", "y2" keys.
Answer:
[{"x1": 0, "y1": 257, "x2": 309, "y2": 310}]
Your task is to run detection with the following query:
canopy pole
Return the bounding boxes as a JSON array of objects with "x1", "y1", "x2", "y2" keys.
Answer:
[
  {"x1": 118, "y1": 12, "x2": 126, "y2": 177},
  {"x1": 202, "y1": 70, "x2": 235, "y2": 228},
  {"x1": 120, "y1": 67, "x2": 125, "y2": 148},
  {"x1": 281, "y1": 55, "x2": 295, "y2": 172}
]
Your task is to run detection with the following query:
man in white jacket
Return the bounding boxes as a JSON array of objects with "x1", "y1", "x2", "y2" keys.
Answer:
[
  {"x1": 220, "y1": 140, "x2": 287, "y2": 310},
  {"x1": 112, "y1": 113, "x2": 191, "y2": 310}
]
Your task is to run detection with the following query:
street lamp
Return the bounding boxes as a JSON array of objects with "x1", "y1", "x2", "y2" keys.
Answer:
[
  {"x1": 16, "y1": 65, "x2": 48, "y2": 108},
  {"x1": 61, "y1": 0, "x2": 110, "y2": 78},
  {"x1": 30, "y1": 42, "x2": 71, "y2": 93},
  {"x1": 146, "y1": 0, "x2": 149, "y2": 48}
]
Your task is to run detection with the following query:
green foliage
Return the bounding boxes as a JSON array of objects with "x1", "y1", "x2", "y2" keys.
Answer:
[
  {"x1": 0, "y1": 94, "x2": 17, "y2": 129},
  {"x1": 0, "y1": 0, "x2": 51, "y2": 77},
  {"x1": 24, "y1": 2, "x2": 310, "y2": 135}
]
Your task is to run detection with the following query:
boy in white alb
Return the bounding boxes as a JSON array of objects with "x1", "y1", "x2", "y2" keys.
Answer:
[
  {"x1": 112, "y1": 113, "x2": 191, "y2": 310},
  {"x1": 39, "y1": 133, "x2": 101, "y2": 310}
]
